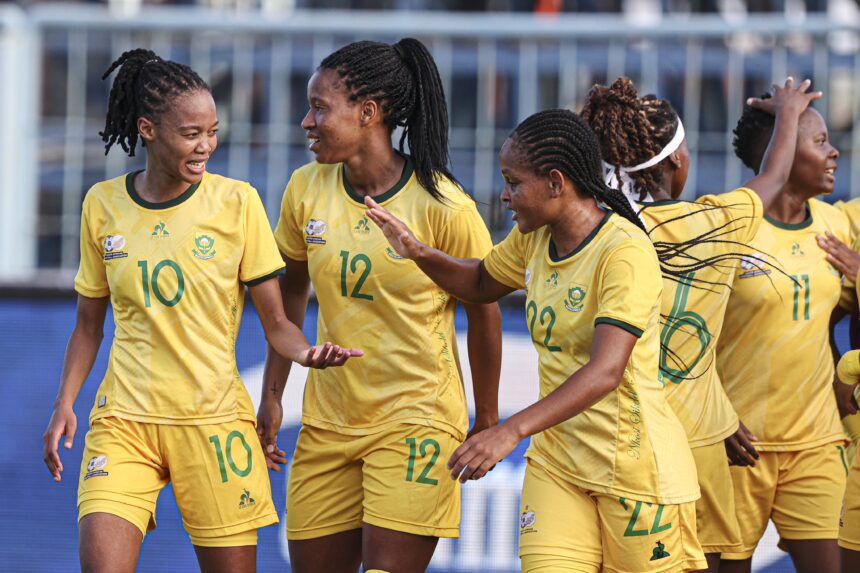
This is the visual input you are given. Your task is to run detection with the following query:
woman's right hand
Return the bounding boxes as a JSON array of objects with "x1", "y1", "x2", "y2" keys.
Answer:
[
  {"x1": 724, "y1": 420, "x2": 759, "y2": 467},
  {"x1": 364, "y1": 196, "x2": 426, "y2": 260},
  {"x1": 43, "y1": 404, "x2": 77, "y2": 482}
]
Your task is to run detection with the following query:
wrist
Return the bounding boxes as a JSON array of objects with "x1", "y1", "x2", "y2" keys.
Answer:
[{"x1": 501, "y1": 415, "x2": 528, "y2": 441}]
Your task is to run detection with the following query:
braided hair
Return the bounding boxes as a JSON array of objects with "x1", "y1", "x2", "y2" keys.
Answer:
[
  {"x1": 319, "y1": 38, "x2": 457, "y2": 201},
  {"x1": 100, "y1": 49, "x2": 210, "y2": 157},
  {"x1": 733, "y1": 93, "x2": 774, "y2": 174},
  {"x1": 580, "y1": 77, "x2": 680, "y2": 200},
  {"x1": 510, "y1": 108, "x2": 647, "y2": 233}
]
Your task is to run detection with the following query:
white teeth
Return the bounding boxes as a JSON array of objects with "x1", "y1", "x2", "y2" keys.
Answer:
[{"x1": 825, "y1": 168, "x2": 835, "y2": 174}]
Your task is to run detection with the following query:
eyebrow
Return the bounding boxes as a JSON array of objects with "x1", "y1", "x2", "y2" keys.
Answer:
[{"x1": 177, "y1": 120, "x2": 219, "y2": 130}]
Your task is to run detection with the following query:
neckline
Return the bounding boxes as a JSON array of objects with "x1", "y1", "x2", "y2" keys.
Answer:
[
  {"x1": 548, "y1": 210, "x2": 612, "y2": 262},
  {"x1": 764, "y1": 204, "x2": 813, "y2": 230},
  {"x1": 342, "y1": 155, "x2": 414, "y2": 205},
  {"x1": 125, "y1": 170, "x2": 202, "y2": 210}
]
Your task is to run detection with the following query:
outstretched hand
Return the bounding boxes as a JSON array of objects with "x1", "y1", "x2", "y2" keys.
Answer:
[
  {"x1": 746, "y1": 77, "x2": 821, "y2": 117},
  {"x1": 302, "y1": 343, "x2": 363, "y2": 369},
  {"x1": 817, "y1": 231, "x2": 860, "y2": 282},
  {"x1": 364, "y1": 196, "x2": 425, "y2": 260}
]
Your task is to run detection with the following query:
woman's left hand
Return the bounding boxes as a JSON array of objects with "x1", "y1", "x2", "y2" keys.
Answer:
[
  {"x1": 303, "y1": 343, "x2": 364, "y2": 369},
  {"x1": 817, "y1": 231, "x2": 860, "y2": 282},
  {"x1": 447, "y1": 423, "x2": 520, "y2": 483}
]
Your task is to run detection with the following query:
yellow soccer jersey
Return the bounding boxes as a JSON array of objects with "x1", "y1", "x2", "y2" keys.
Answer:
[
  {"x1": 483, "y1": 213, "x2": 699, "y2": 505},
  {"x1": 75, "y1": 171, "x2": 285, "y2": 425},
  {"x1": 717, "y1": 199, "x2": 850, "y2": 451},
  {"x1": 835, "y1": 197, "x2": 860, "y2": 241},
  {"x1": 274, "y1": 157, "x2": 492, "y2": 440},
  {"x1": 639, "y1": 188, "x2": 762, "y2": 447}
]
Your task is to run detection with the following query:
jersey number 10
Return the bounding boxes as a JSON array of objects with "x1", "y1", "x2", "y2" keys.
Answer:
[{"x1": 138, "y1": 259, "x2": 185, "y2": 308}]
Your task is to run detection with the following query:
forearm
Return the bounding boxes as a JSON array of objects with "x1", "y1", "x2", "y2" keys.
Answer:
[
  {"x1": 465, "y1": 303, "x2": 502, "y2": 423},
  {"x1": 414, "y1": 246, "x2": 498, "y2": 304},
  {"x1": 747, "y1": 111, "x2": 800, "y2": 208},
  {"x1": 503, "y1": 361, "x2": 620, "y2": 439},
  {"x1": 55, "y1": 327, "x2": 103, "y2": 408}
]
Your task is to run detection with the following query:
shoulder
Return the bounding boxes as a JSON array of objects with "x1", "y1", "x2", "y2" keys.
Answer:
[
  {"x1": 290, "y1": 161, "x2": 338, "y2": 188},
  {"x1": 201, "y1": 173, "x2": 261, "y2": 207},
  {"x1": 811, "y1": 198, "x2": 850, "y2": 233},
  {"x1": 82, "y1": 174, "x2": 128, "y2": 213},
  {"x1": 416, "y1": 175, "x2": 479, "y2": 214},
  {"x1": 602, "y1": 214, "x2": 659, "y2": 262}
]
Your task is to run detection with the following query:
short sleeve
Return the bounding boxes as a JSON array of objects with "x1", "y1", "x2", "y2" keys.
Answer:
[
  {"x1": 273, "y1": 174, "x2": 308, "y2": 261},
  {"x1": 74, "y1": 195, "x2": 110, "y2": 298},
  {"x1": 844, "y1": 234, "x2": 860, "y2": 313},
  {"x1": 435, "y1": 203, "x2": 493, "y2": 260},
  {"x1": 835, "y1": 198, "x2": 860, "y2": 242},
  {"x1": 240, "y1": 187, "x2": 286, "y2": 286},
  {"x1": 483, "y1": 226, "x2": 529, "y2": 290},
  {"x1": 594, "y1": 240, "x2": 662, "y2": 338},
  {"x1": 696, "y1": 187, "x2": 763, "y2": 245}
]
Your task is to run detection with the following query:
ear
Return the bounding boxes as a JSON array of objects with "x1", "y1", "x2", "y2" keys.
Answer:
[
  {"x1": 359, "y1": 99, "x2": 380, "y2": 127},
  {"x1": 667, "y1": 150, "x2": 682, "y2": 170},
  {"x1": 548, "y1": 168, "x2": 566, "y2": 198},
  {"x1": 138, "y1": 117, "x2": 156, "y2": 143}
]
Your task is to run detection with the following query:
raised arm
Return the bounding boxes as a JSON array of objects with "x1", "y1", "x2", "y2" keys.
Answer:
[
  {"x1": 364, "y1": 197, "x2": 514, "y2": 303},
  {"x1": 743, "y1": 77, "x2": 822, "y2": 209},
  {"x1": 447, "y1": 323, "x2": 637, "y2": 482},
  {"x1": 43, "y1": 294, "x2": 109, "y2": 482}
]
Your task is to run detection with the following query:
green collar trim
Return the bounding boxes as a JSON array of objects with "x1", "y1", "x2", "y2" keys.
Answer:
[
  {"x1": 764, "y1": 204, "x2": 813, "y2": 230},
  {"x1": 639, "y1": 199, "x2": 683, "y2": 207},
  {"x1": 549, "y1": 210, "x2": 611, "y2": 262},
  {"x1": 125, "y1": 170, "x2": 201, "y2": 210},
  {"x1": 342, "y1": 155, "x2": 413, "y2": 205}
]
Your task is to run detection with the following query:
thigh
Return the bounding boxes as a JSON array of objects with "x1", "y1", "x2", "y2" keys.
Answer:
[
  {"x1": 361, "y1": 424, "x2": 461, "y2": 538},
  {"x1": 723, "y1": 452, "x2": 779, "y2": 560},
  {"x1": 597, "y1": 494, "x2": 706, "y2": 573},
  {"x1": 772, "y1": 444, "x2": 846, "y2": 541},
  {"x1": 163, "y1": 420, "x2": 278, "y2": 544},
  {"x1": 691, "y1": 442, "x2": 742, "y2": 554},
  {"x1": 194, "y1": 545, "x2": 256, "y2": 573},
  {"x1": 841, "y1": 446, "x2": 860, "y2": 552},
  {"x1": 288, "y1": 530, "x2": 362, "y2": 573},
  {"x1": 287, "y1": 425, "x2": 364, "y2": 540},
  {"x1": 77, "y1": 417, "x2": 166, "y2": 537},
  {"x1": 79, "y1": 512, "x2": 143, "y2": 573},
  {"x1": 362, "y1": 522, "x2": 439, "y2": 573},
  {"x1": 517, "y1": 459, "x2": 601, "y2": 569}
]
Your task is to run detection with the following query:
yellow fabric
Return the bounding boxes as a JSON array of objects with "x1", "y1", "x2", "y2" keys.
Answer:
[
  {"x1": 274, "y1": 159, "x2": 492, "y2": 440},
  {"x1": 840, "y1": 445, "x2": 860, "y2": 551},
  {"x1": 286, "y1": 423, "x2": 461, "y2": 540},
  {"x1": 483, "y1": 213, "x2": 699, "y2": 505},
  {"x1": 835, "y1": 197, "x2": 860, "y2": 241},
  {"x1": 690, "y1": 442, "x2": 742, "y2": 553},
  {"x1": 518, "y1": 459, "x2": 707, "y2": 573},
  {"x1": 717, "y1": 199, "x2": 850, "y2": 451},
  {"x1": 74, "y1": 172, "x2": 284, "y2": 426},
  {"x1": 722, "y1": 444, "x2": 847, "y2": 559},
  {"x1": 639, "y1": 188, "x2": 762, "y2": 447},
  {"x1": 190, "y1": 529, "x2": 258, "y2": 548},
  {"x1": 77, "y1": 417, "x2": 278, "y2": 540}
]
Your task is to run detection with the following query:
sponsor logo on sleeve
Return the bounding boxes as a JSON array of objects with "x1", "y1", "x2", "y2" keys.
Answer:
[{"x1": 305, "y1": 219, "x2": 327, "y2": 245}]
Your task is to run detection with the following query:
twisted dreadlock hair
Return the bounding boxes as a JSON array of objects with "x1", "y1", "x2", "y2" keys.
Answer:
[
  {"x1": 319, "y1": 38, "x2": 457, "y2": 201},
  {"x1": 580, "y1": 77, "x2": 681, "y2": 201},
  {"x1": 100, "y1": 49, "x2": 210, "y2": 157},
  {"x1": 510, "y1": 108, "x2": 648, "y2": 233},
  {"x1": 733, "y1": 93, "x2": 774, "y2": 174}
]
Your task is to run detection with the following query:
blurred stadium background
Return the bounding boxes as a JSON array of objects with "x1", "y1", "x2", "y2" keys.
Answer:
[{"x1": 1, "y1": 0, "x2": 859, "y2": 571}]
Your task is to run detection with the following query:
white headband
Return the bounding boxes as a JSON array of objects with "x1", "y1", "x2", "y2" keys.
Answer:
[{"x1": 602, "y1": 119, "x2": 685, "y2": 210}]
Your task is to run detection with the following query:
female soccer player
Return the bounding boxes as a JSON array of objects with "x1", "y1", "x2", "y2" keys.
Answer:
[
  {"x1": 581, "y1": 76, "x2": 819, "y2": 572},
  {"x1": 716, "y1": 82, "x2": 850, "y2": 573},
  {"x1": 257, "y1": 39, "x2": 502, "y2": 572},
  {"x1": 41, "y1": 49, "x2": 360, "y2": 573},
  {"x1": 365, "y1": 109, "x2": 707, "y2": 573},
  {"x1": 835, "y1": 350, "x2": 860, "y2": 572}
]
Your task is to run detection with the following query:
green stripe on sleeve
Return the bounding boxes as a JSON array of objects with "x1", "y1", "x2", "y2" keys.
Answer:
[
  {"x1": 594, "y1": 317, "x2": 644, "y2": 338},
  {"x1": 244, "y1": 266, "x2": 286, "y2": 286}
]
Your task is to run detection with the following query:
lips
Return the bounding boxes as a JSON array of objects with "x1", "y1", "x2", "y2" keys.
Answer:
[
  {"x1": 307, "y1": 134, "x2": 320, "y2": 152},
  {"x1": 186, "y1": 160, "x2": 206, "y2": 175}
]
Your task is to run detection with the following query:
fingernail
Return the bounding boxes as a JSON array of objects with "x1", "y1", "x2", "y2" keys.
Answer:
[
  {"x1": 267, "y1": 445, "x2": 274, "y2": 453},
  {"x1": 746, "y1": 98, "x2": 754, "y2": 105}
]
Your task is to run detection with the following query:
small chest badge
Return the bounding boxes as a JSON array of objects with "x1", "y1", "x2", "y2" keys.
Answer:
[
  {"x1": 103, "y1": 234, "x2": 129, "y2": 261},
  {"x1": 305, "y1": 219, "x2": 327, "y2": 245},
  {"x1": 193, "y1": 234, "x2": 216, "y2": 260},
  {"x1": 564, "y1": 284, "x2": 586, "y2": 312}
]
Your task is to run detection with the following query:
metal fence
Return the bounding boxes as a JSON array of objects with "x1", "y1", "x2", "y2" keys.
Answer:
[{"x1": 1, "y1": 4, "x2": 860, "y2": 282}]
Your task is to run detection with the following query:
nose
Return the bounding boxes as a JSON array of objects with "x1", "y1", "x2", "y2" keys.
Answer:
[
  {"x1": 500, "y1": 185, "x2": 511, "y2": 203},
  {"x1": 301, "y1": 108, "x2": 314, "y2": 130},
  {"x1": 829, "y1": 143, "x2": 840, "y2": 160}
]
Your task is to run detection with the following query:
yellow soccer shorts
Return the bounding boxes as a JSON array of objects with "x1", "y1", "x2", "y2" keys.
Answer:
[
  {"x1": 691, "y1": 441, "x2": 742, "y2": 554},
  {"x1": 518, "y1": 459, "x2": 707, "y2": 573},
  {"x1": 77, "y1": 416, "x2": 278, "y2": 546},
  {"x1": 723, "y1": 442, "x2": 847, "y2": 560},
  {"x1": 286, "y1": 423, "x2": 461, "y2": 540},
  {"x1": 840, "y1": 442, "x2": 860, "y2": 551}
]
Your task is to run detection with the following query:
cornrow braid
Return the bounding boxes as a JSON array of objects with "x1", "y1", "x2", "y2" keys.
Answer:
[
  {"x1": 733, "y1": 92, "x2": 774, "y2": 174},
  {"x1": 511, "y1": 108, "x2": 648, "y2": 233},
  {"x1": 580, "y1": 77, "x2": 680, "y2": 200},
  {"x1": 320, "y1": 38, "x2": 457, "y2": 201},
  {"x1": 100, "y1": 48, "x2": 209, "y2": 157}
]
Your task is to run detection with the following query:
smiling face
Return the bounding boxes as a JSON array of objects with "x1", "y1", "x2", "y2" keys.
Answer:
[
  {"x1": 301, "y1": 69, "x2": 365, "y2": 164},
  {"x1": 139, "y1": 89, "x2": 218, "y2": 185},
  {"x1": 499, "y1": 138, "x2": 556, "y2": 234},
  {"x1": 788, "y1": 108, "x2": 839, "y2": 197}
]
